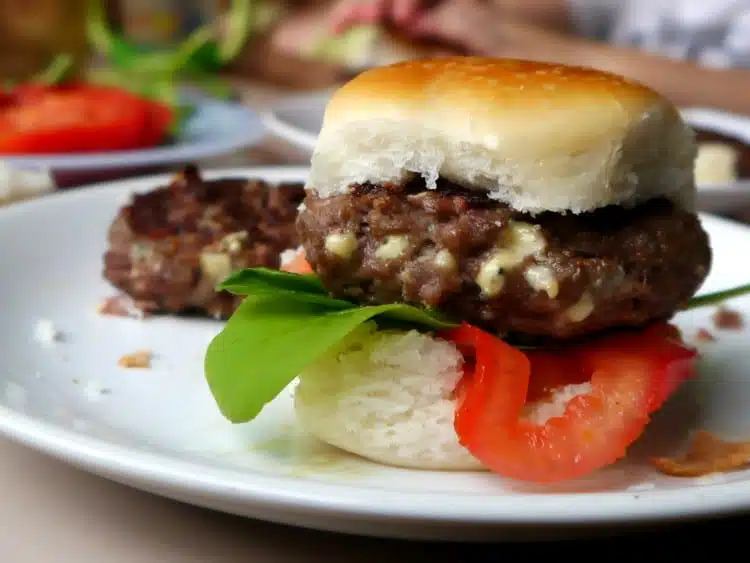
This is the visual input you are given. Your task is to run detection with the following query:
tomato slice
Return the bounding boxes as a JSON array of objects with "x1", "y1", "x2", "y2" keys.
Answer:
[
  {"x1": 139, "y1": 98, "x2": 176, "y2": 147},
  {"x1": 0, "y1": 84, "x2": 173, "y2": 155},
  {"x1": 281, "y1": 248, "x2": 313, "y2": 275},
  {"x1": 441, "y1": 323, "x2": 698, "y2": 483}
]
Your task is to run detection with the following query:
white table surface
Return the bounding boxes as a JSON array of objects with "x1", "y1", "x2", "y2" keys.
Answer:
[{"x1": 0, "y1": 437, "x2": 477, "y2": 562}]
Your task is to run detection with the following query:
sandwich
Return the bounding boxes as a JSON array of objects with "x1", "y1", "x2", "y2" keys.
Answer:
[{"x1": 205, "y1": 57, "x2": 725, "y2": 484}]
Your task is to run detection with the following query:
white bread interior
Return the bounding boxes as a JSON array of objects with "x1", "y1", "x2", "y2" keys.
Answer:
[
  {"x1": 294, "y1": 327, "x2": 485, "y2": 471},
  {"x1": 306, "y1": 57, "x2": 697, "y2": 214}
]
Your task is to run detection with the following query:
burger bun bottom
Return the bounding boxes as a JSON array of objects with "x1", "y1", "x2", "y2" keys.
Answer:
[{"x1": 293, "y1": 325, "x2": 485, "y2": 471}]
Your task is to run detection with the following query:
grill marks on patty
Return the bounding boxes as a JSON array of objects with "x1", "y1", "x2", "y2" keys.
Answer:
[{"x1": 297, "y1": 177, "x2": 712, "y2": 340}]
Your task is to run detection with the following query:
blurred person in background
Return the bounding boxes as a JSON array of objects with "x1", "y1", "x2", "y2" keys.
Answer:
[
  {"x1": 325, "y1": 0, "x2": 750, "y2": 115},
  {"x1": 232, "y1": 0, "x2": 352, "y2": 88},
  {"x1": 232, "y1": 0, "x2": 453, "y2": 87}
]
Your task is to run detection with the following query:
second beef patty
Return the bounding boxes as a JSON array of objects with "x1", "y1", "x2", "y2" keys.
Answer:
[
  {"x1": 104, "y1": 166, "x2": 305, "y2": 319},
  {"x1": 296, "y1": 178, "x2": 712, "y2": 340}
]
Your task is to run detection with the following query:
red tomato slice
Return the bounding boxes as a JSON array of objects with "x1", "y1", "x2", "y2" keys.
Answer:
[
  {"x1": 0, "y1": 85, "x2": 172, "y2": 155},
  {"x1": 441, "y1": 323, "x2": 698, "y2": 483},
  {"x1": 281, "y1": 248, "x2": 313, "y2": 275},
  {"x1": 141, "y1": 99, "x2": 175, "y2": 147}
]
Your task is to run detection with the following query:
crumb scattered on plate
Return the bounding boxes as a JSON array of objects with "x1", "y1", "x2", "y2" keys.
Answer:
[
  {"x1": 118, "y1": 350, "x2": 152, "y2": 369},
  {"x1": 83, "y1": 380, "x2": 111, "y2": 403},
  {"x1": 97, "y1": 295, "x2": 146, "y2": 319},
  {"x1": 695, "y1": 328, "x2": 716, "y2": 342},
  {"x1": 713, "y1": 306, "x2": 744, "y2": 330},
  {"x1": 650, "y1": 430, "x2": 750, "y2": 477},
  {"x1": 33, "y1": 319, "x2": 62, "y2": 347}
]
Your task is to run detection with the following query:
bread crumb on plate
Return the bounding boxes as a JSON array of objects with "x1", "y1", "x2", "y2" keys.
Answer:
[
  {"x1": 83, "y1": 380, "x2": 111, "y2": 402},
  {"x1": 97, "y1": 295, "x2": 146, "y2": 319},
  {"x1": 33, "y1": 319, "x2": 62, "y2": 346},
  {"x1": 650, "y1": 430, "x2": 750, "y2": 477},
  {"x1": 118, "y1": 350, "x2": 152, "y2": 369},
  {"x1": 713, "y1": 306, "x2": 744, "y2": 330}
]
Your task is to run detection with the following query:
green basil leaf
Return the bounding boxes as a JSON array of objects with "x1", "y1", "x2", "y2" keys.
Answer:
[
  {"x1": 370, "y1": 304, "x2": 458, "y2": 329},
  {"x1": 218, "y1": 268, "x2": 356, "y2": 309},
  {"x1": 219, "y1": 267, "x2": 329, "y2": 295},
  {"x1": 204, "y1": 296, "x2": 457, "y2": 423},
  {"x1": 685, "y1": 283, "x2": 750, "y2": 310}
]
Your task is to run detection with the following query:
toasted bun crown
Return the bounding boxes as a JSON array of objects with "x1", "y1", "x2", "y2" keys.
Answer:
[{"x1": 307, "y1": 57, "x2": 697, "y2": 213}]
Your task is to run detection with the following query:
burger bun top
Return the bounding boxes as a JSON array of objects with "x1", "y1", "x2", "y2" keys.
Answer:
[{"x1": 307, "y1": 57, "x2": 697, "y2": 214}]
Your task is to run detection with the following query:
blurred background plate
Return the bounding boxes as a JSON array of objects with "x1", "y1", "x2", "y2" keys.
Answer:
[
  {"x1": 261, "y1": 89, "x2": 332, "y2": 154},
  {"x1": 682, "y1": 108, "x2": 750, "y2": 211},
  {"x1": 262, "y1": 93, "x2": 750, "y2": 213},
  {"x1": 2, "y1": 90, "x2": 264, "y2": 173}
]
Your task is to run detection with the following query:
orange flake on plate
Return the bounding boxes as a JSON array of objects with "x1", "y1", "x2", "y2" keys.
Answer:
[
  {"x1": 650, "y1": 431, "x2": 750, "y2": 477},
  {"x1": 118, "y1": 350, "x2": 152, "y2": 369}
]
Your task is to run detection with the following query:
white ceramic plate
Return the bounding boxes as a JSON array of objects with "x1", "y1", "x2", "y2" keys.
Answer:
[
  {"x1": 261, "y1": 90, "x2": 331, "y2": 153},
  {"x1": 2, "y1": 166, "x2": 750, "y2": 542},
  {"x1": 262, "y1": 93, "x2": 750, "y2": 213},
  {"x1": 2, "y1": 92, "x2": 265, "y2": 172}
]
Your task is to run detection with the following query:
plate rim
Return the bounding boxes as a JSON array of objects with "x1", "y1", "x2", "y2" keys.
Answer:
[
  {"x1": 2, "y1": 166, "x2": 750, "y2": 528},
  {"x1": 261, "y1": 90, "x2": 332, "y2": 153}
]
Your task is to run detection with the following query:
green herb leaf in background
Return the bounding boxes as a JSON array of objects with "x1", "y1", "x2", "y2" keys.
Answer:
[
  {"x1": 83, "y1": 0, "x2": 261, "y2": 138},
  {"x1": 34, "y1": 54, "x2": 76, "y2": 85},
  {"x1": 86, "y1": 0, "x2": 276, "y2": 75}
]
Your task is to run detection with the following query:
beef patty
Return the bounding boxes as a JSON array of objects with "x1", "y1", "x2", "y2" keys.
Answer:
[
  {"x1": 103, "y1": 165, "x2": 305, "y2": 318},
  {"x1": 297, "y1": 177, "x2": 712, "y2": 340}
]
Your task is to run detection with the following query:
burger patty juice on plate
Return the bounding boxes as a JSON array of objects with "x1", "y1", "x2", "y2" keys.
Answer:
[{"x1": 203, "y1": 57, "x2": 747, "y2": 484}]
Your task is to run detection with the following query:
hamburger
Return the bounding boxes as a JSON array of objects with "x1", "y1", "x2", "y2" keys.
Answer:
[
  {"x1": 298, "y1": 57, "x2": 709, "y2": 341},
  {"x1": 205, "y1": 57, "x2": 716, "y2": 484}
]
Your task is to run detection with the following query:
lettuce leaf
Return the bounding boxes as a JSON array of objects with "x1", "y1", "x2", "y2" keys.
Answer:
[{"x1": 205, "y1": 268, "x2": 457, "y2": 423}]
